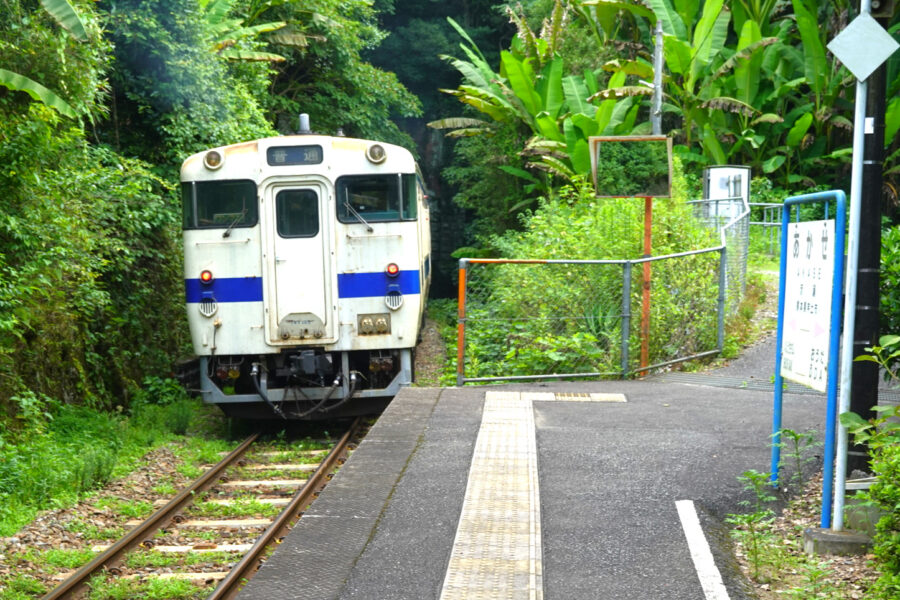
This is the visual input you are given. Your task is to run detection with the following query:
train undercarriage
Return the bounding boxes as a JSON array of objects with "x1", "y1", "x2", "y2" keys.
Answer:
[{"x1": 198, "y1": 348, "x2": 413, "y2": 419}]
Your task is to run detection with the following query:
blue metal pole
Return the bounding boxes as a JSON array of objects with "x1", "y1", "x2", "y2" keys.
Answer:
[
  {"x1": 822, "y1": 191, "x2": 846, "y2": 528},
  {"x1": 769, "y1": 200, "x2": 791, "y2": 485}
]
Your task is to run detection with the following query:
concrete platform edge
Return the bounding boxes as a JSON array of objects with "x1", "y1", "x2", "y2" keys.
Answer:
[{"x1": 236, "y1": 387, "x2": 443, "y2": 600}]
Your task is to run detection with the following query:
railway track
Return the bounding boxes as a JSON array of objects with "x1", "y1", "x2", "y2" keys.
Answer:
[{"x1": 42, "y1": 418, "x2": 363, "y2": 600}]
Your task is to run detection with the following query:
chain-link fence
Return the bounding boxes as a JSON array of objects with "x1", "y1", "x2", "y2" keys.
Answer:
[
  {"x1": 688, "y1": 196, "x2": 750, "y2": 314},
  {"x1": 456, "y1": 250, "x2": 726, "y2": 385}
]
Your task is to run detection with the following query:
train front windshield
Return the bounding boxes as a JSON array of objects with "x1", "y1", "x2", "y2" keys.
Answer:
[
  {"x1": 336, "y1": 174, "x2": 418, "y2": 223},
  {"x1": 182, "y1": 180, "x2": 258, "y2": 229}
]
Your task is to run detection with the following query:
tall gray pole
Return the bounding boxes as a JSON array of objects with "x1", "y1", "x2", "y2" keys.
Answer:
[
  {"x1": 651, "y1": 21, "x2": 664, "y2": 136},
  {"x1": 833, "y1": 0, "x2": 872, "y2": 533}
]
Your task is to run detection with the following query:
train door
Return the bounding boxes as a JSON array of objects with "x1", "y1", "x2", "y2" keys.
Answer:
[{"x1": 263, "y1": 181, "x2": 335, "y2": 344}]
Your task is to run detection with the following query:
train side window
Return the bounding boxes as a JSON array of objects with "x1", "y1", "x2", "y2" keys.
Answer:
[
  {"x1": 401, "y1": 174, "x2": 417, "y2": 220},
  {"x1": 276, "y1": 189, "x2": 319, "y2": 237},
  {"x1": 184, "y1": 179, "x2": 258, "y2": 229},
  {"x1": 336, "y1": 175, "x2": 401, "y2": 223}
]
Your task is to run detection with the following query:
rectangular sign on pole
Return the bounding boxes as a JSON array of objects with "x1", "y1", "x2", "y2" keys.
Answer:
[{"x1": 780, "y1": 219, "x2": 836, "y2": 392}]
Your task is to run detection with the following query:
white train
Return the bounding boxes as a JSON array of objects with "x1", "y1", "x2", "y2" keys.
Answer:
[{"x1": 181, "y1": 118, "x2": 430, "y2": 419}]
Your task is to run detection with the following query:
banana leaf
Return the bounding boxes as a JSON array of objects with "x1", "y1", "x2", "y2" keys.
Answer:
[
  {"x1": 40, "y1": 0, "x2": 87, "y2": 41},
  {"x1": 0, "y1": 68, "x2": 75, "y2": 118}
]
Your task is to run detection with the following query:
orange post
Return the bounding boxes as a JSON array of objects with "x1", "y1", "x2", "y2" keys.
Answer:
[{"x1": 457, "y1": 262, "x2": 468, "y2": 385}]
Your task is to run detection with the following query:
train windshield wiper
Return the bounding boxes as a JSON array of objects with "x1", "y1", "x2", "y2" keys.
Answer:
[
  {"x1": 343, "y1": 201, "x2": 374, "y2": 232},
  {"x1": 222, "y1": 209, "x2": 247, "y2": 238}
]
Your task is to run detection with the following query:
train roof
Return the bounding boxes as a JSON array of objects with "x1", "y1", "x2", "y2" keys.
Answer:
[{"x1": 180, "y1": 135, "x2": 417, "y2": 182}]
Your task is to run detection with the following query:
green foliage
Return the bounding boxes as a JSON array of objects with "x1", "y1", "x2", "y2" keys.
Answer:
[
  {"x1": 0, "y1": 385, "x2": 212, "y2": 536},
  {"x1": 773, "y1": 427, "x2": 819, "y2": 494},
  {"x1": 242, "y1": 0, "x2": 421, "y2": 147},
  {"x1": 726, "y1": 469, "x2": 777, "y2": 582},
  {"x1": 881, "y1": 227, "x2": 900, "y2": 339},
  {"x1": 98, "y1": 0, "x2": 276, "y2": 168},
  {"x1": 0, "y1": 575, "x2": 48, "y2": 598},
  {"x1": 842, "y1": 336, "x2": 900, "y2": 595},
  {"x1": 85, "y1": 576, "x2": 206, "y2": 600},
  {"x1": 0, "y1": 105, "x2": 188, "y2": 416},
  {"x1": 0, "y1": 0, "x2": 109, "y2": 120},
  {"x1": 456, "y1": 176, "x2": 721, "y2": 379}
]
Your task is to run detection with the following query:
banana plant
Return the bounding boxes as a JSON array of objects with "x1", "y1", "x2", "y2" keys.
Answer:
[
  {"x1": 574, "y1": 0, "x2": 656, "y2": 46},
  {"x1": 432, "y1": 4, "x2": 644, "y2": 187},
  {"x1": 0, "y1": 0, "x2": 87, "y2": 118},
  {"x1": 645, "y1": 0, "x2": 742, "y2": 155},
  {"x1": 199, "y1": 0, "x2": 287, "y2": 62}
]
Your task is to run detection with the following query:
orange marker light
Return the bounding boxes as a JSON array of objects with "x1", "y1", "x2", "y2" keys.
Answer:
[
  {"x1": 200, "y1": 270, "x2": 214, "y2": 284},
  {"x1": 386, "y1": 263, "x2": 400, "y2": 277}
]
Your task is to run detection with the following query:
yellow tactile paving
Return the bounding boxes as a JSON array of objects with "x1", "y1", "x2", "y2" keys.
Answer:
[
  {"x1": 440, "y1": 390, "x2": 624, "y2": 599},
  {"x1": 439, "y1": 392, "x2": 543, "y2": 600}
]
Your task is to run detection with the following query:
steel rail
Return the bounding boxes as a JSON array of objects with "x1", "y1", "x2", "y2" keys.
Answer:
[
  {"x1": 207, "y1": 417, "x2": 363, "y2": 600},
  {"x1": 42, "y1": 433, "x2": 260, "y2": 600}
]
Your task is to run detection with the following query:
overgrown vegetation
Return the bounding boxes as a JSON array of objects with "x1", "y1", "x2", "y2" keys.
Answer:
[
  {"x1": 0, "y1": 377, "x2": 209, "y2": 536},
  {"x1": 842, "y1": 335, "x2": 900, "y2": 598}
]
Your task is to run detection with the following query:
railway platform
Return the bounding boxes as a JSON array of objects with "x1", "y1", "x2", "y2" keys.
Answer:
[{"x1": 235, "y1": 339, "x2": 854, "y2": 600}]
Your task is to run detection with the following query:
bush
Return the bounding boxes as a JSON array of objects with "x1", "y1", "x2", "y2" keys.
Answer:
[
  {"x1": 842, "y1": 336, "x2": 900, "y2": 596},
  {"x1": 880, "y1": 226, "x2": 900, "y2": 348},
  {"x1": 455, "y1": 175, "x2": 721, "y2": 378}
]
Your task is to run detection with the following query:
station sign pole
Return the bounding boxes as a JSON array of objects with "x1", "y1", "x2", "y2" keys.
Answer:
[{"x1": 826, "y1": 0, "x2": 898, "y2": 531}]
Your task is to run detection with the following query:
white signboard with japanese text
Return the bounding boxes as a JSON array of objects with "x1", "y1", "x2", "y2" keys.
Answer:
[{"x1": 781, "y1": 219, "x2": 836, "y2": 392}]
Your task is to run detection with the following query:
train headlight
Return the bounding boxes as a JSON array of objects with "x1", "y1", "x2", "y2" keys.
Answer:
[
  {"x1": 366, "y1": 144, "x2": 386, "y2": 164},
  {"x1": 385, "y1": 263, "x2": 400, "y2": 277},
  {"x1": 200, "y1": 270, "x2": 214, "y2": 284},
  {"x1": 203, "y1": 150, "x2": 224, "y2": 170}
]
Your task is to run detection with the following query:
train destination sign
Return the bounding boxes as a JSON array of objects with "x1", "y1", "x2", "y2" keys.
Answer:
[{"x1": 780, "y1": 219, "x2": 836, "y2": 392}]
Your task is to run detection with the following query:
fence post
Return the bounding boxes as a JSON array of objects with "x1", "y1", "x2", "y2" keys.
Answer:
[
  {"x1": 621, "y1": 261, "x2": 632, "y2": 376},
  {"x1": 640, "y1": 197, "x2": 653, "y2": 375},
  {"x1": 717, "y1": 246, "x2": 727, "y2": 351},
  {"x1": 456, "y1": 259, "x2": 469, "y2": 387}
]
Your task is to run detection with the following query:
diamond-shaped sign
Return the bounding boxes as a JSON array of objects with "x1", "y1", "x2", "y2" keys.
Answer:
[{"x1": 827, "y1": 12, "x2": 900, "y2": 81}]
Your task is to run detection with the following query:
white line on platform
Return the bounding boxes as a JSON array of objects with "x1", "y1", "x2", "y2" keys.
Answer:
[{"x1": 676, "y1": 499, "x2": 731, "y2": 600}]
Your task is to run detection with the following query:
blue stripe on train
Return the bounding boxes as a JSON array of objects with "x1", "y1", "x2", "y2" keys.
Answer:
[
  {"x1": 185, "y1": 277, "x2": 263, "y2": 303},
  {"x1": 185, "y1": 270, "x2": 421, "y2": 302},
  {"x1": 337, "y1": 270, "x2": 420, "y2": 298}
]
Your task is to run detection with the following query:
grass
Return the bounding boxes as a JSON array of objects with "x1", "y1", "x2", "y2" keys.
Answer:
[
  {"x1": 124, "y1": 550, "x2": 241, "y2": 569},
  {"x1": 0, "y1": 575, "x2": 48, "y2": 599},
  {"x1": 93, "y1": 498, "x2": 154, "y2": 520},
  {"x1": 62, "y1": 520, "x2": 125, "y2": 541},
  {"x1": 0, "y1": 392, "x2": 228, "y2": 537},
  {"x1": 191, "y1": 497, "x2": 282, "y2": 519},
  {"x1": 728, "y1": 487, "x2": 874, "y2": 598},
  {"x1": 86, "y1": 575, "x2": 211, "y2": 600}
]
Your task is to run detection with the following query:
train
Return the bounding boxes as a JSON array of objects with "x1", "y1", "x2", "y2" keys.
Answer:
[{"x1": 181, "y1": 116, "x2": 430, "y2": 419}]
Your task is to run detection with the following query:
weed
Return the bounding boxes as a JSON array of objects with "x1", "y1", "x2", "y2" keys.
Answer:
[
  {"x1": 63, "y1": 519, "x2": 124, "y2": 541},
  {"x1": 0, "y1": 574, "x2": 47, "y2": 598},
  {"x1": 191, "y1": 497, "x2": 281, "y2": 519},
  {"x1": 74, "y1": 447, "x2": 118, "y2": 493},
  {"x1": 11, "y1": 547, "x2": 97, "y2": 571},
  {"x1": 726, "y1": 469, "x2": 777, "y2": 582},
  {"x1": 293, "y1": 437, "x2": 331, "y2": 451},
  {"x1": 93, "y1": 498, "x2": 154, "y2": 520},
  {"x1": 152, "y1": 480, "x2": 178, "y2": 496},
  {"x1": 774, "y1": 428, "x2": 819, "y2": 494}
]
